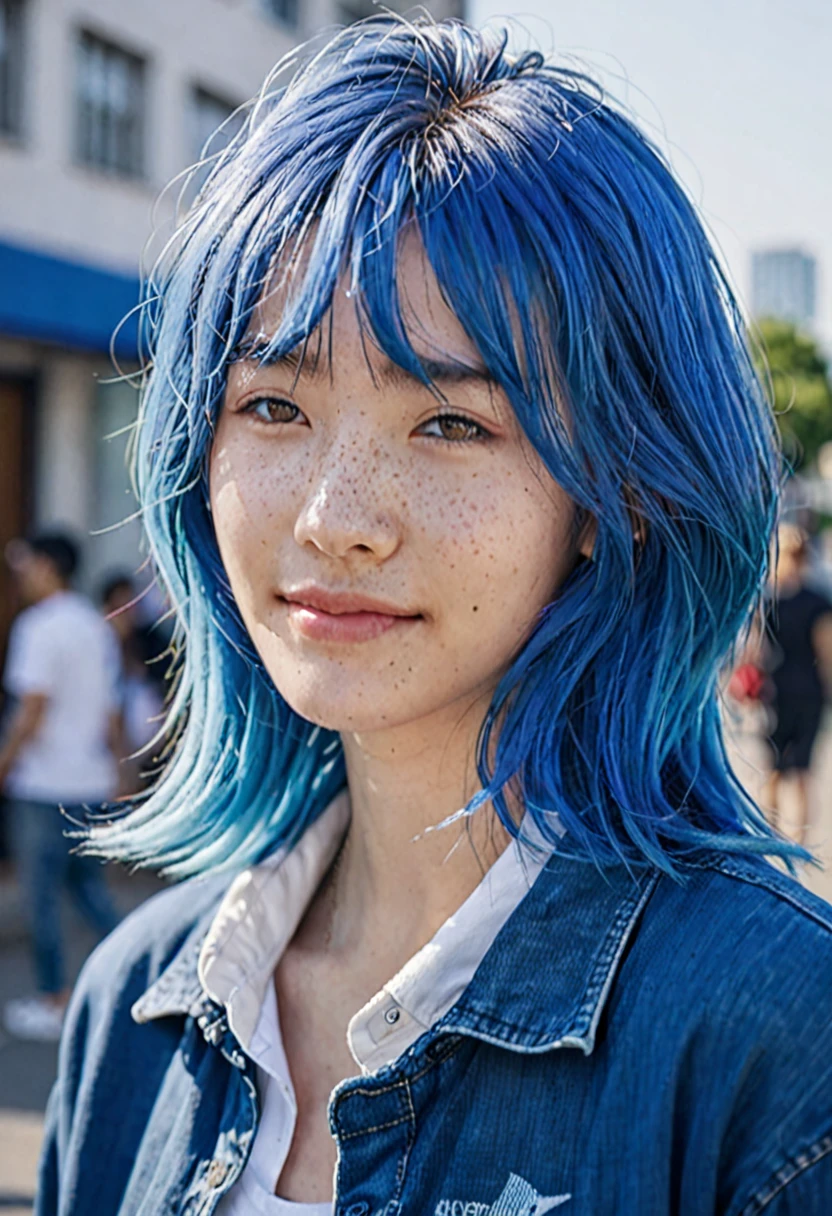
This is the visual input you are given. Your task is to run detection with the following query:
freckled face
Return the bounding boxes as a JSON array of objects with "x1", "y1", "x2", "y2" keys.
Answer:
[{"x1": 209, "y1": 236, "x2": 578, "y2": 734}]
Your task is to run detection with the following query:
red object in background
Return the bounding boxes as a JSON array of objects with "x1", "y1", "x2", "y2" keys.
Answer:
[{"x1": 728, "y1": 662, "x2": 765, "y2": 702}]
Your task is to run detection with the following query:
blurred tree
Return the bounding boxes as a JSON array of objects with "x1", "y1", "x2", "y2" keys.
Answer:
[{"x1": 753, "y1": 318, "x2": 832, "y2": 470}]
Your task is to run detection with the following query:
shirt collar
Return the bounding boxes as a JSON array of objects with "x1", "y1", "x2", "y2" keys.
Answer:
[
  {"x1": 198, "y1": 790, "x2": 350, "y2": 1050},
  {"x1": 133, "y1": 798, "x2": 658, "y2": 1060},
  {"x1": 345, "y1": 815, "x2": 554, "y2": 1072},
  {"x1": 443, "y1": 857, "x2": 659, "y2": 1055},
  {"x1": 131, "y1": 794, "x2": 350, "y2": 1029}
]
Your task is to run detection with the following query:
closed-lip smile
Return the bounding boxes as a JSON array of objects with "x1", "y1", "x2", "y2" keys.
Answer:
[{"x1": 278, "y1": 586, "x2": 422, "y2": 643}]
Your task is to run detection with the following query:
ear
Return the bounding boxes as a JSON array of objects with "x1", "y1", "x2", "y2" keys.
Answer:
[
  {"x1": 577, "y1": 512, "x2": 597, "y2": 560},
  {"x1": 576, "y1": 507, "x2": 647, "y2": 561},
  {"x1": 623, "y1": 487, "x2": 649, "y2": 549},
  {"x1": 630, "y1": 513, "x2": 648, "y2": 548}
]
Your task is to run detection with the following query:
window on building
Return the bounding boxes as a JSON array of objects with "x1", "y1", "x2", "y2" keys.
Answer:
[
  {"x1": 190, "y1": 87, "x2": 242, "y2": 165},
  {"x1": 337, "y1": 1, "x2": 378, "y2": 20},
  {"x1": 75, "y1": 30, "x2": 146, "y2": 178},
  {"x1": 338, "y1": 1, "x2": 460, "y2": 23},
  {"x1": 263, "y1": 0, "x2": 299, "y2": 26},
  {"x1": 0, "y1": 0, "x2": 24, "y2": 136},
  {"x1": 187, "y1": 85, "x2": 244, "y2": 199}
]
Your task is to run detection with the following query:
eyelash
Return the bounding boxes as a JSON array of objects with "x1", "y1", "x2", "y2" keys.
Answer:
[
  {"x1": 417, "y1": 410, "x2": 492, "y2": 445},
  {"x1": 241, "y1": 397, "x2": 300, "y2": 425},
  {"x1": 239, "y1": 397, "x2": 492, "y2": 445}
]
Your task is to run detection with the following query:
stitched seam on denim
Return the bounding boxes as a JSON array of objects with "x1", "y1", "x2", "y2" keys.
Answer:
[
  {"x1": 447, "y1": 873, "x2": 658, "y2": 1043},
  {"x1": 445, "y1": 1005, "x2": 543, "y2": 1037},
  {"x1": 394, "y1": 1079, "x2": 417, "y2": 1193},
  {"x1": 738, "y1": 1132, "x2": 832, "y2": 1214},
  {"x1": 340, "y1": 1077, "x2": 410, "y2": 1100},
  {"x1": 337, "y1": 1033, "x2": 463, "y2": 1094},
  {"x1": 335, "y1": 1066, "x2": 423, "y2": 1145},
  {"x1": 339, "y1": 1114, "x2": 412, "y2": 1139},
  {"x1": 403, "y1": 1079, "x2": 415, "y2": 1125},
  {"x1": 681, "y1": 858, "x2": 832, "y2": 935},
  {"x1": 334, "y1": 1076, "x2": 411, "y2": 1139},
  {"x1": 569, "y1": 878, "x2": 658, "y2": 1026},
  {"x1": 583, "y1": 873, "x2": 659, "y2": 1044}
]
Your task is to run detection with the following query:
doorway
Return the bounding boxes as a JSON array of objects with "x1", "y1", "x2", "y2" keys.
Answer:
[{"x1": 0, "y1": 375, "x2": 35, "y2": 665}]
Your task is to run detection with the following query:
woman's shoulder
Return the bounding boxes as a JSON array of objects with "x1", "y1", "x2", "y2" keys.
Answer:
[
  {"x1": 668, "y1": 852, "x2": 832, "y2": 941},
  {"x1": 644, "y1": 858, "x2": 832, "y2": 1206},
  {"x1": 635, "y1": 853, "x2": 832, "y2": 1041},
  {"x1": 649, "y1": 853, "x2": 832, "y2": 966}
]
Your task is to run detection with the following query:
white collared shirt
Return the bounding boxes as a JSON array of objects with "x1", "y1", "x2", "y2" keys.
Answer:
[{"x1": 208, "y1": 792, "x2": 555, "y2": 1214}]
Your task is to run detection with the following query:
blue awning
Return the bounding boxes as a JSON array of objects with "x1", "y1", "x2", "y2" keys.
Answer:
[{"x1": 0, "y1": 238, "x2": 141, "y2": 359}]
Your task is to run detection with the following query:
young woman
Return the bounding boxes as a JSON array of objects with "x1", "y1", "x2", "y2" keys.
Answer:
[{"x1": 38, "y1": 17, "x2": 832, "y2": 1216}]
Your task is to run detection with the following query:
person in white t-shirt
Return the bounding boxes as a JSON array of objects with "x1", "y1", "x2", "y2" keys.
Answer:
[{"x1": 0, "y1": 532, "x2": 121, "y2": 1041}]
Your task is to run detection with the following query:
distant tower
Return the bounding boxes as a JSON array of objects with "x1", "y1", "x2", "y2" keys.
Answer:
[{"x1": 751, "y1": 248, "x2": 817, "y2": 329}]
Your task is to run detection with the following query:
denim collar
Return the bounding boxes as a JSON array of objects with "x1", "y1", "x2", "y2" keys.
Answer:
[
  {"x1": 133, "y1": 846, "x2": 659, "y2": 1058},
  {"x1": 441, "y1": 854, "x2": 659, "y2": 1055}
]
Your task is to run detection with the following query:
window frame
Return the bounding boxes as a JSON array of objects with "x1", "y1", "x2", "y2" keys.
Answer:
[
  {"x1": 74, "y1": 27, "x2": 147, "y2": 181},
  {"x1": 262, "y1": 0, "x2": 299, "y2": 28},
  {"x1": 0, "y1": 0, "x2": 25, "y2": 139},
  {"x1": 337, "y1": 1, "x2": 377, "y2": 21},
  {"x1": 186, "y1": 82, "x2": 245, "y2": 202}
]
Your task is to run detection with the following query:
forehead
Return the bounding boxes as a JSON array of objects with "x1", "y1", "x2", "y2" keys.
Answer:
[{"x1": 244, "y1": 226, "x2": 485, "y2": 375}]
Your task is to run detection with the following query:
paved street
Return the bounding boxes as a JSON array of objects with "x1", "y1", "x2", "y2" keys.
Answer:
[
  {"x1": 0, "y1": 864, "x2": 164, "y2": 1214},
  {"x1": 1, "y1": 724, "x2": 832, "y2": 1213}
]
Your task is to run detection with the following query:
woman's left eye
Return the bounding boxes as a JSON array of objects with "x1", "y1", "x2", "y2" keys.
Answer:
[
  {"x1": 416, "y1": 412, "x2": 491, "y2": 444},
  {"x1": 242, "y1": 397, "x2": 302, "y2": 424}
]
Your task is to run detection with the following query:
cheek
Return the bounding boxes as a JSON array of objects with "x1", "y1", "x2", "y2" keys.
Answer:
[
  {"x1": 416, "y1": 466, "x2": 572, "y2": 622},
  {"x1": 209, "y1": 436, "x2": 295, "y2": 603}
]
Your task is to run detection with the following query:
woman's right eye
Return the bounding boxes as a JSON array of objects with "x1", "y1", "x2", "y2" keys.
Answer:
[{"x1": 242, "y1": 397, "x2": 302, "y2": 425}]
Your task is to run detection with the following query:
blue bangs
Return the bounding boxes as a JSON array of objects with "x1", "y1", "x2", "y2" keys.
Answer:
[{"x1": 90, "y1": 16, "x2": 800, "y2": 877}]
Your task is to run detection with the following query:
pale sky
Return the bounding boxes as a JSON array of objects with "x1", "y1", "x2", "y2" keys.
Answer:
[{"x1": 470, "y1": 0, "x2": 832, "y2": 347}]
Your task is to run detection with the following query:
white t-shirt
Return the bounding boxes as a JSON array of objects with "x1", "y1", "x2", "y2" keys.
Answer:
[{"x1": 3, "y1": 591, "x2": 121, "y2": 803}]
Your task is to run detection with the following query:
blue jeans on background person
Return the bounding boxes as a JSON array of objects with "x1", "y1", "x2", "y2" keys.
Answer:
[{"x1": 9, "y1": 799, "x2": 120, "y2": 994}]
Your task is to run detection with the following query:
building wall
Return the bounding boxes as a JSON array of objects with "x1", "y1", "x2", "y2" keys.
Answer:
[
  {"x1": 3, "y1": 0, "x2": 300, "y2": 274},
  {"x1": 0, "y1": 0, "x2": 466, "y2": 598},
  {"x1": 1, "y1": 0, "x2": 465, "y2": 275}
]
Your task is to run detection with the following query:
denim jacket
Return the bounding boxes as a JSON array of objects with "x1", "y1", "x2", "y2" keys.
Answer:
[{"x1": 36, "y1": 847, "x2": 832, "y2": 1216}]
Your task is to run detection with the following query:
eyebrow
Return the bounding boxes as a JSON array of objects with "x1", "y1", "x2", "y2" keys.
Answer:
[{"x1": 232, "y1": 339, "x2": 496, "y2": 391}]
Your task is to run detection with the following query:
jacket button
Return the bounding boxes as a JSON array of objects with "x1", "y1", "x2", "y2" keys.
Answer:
[
  {"x1": 205, "y1": 1159, "x2": 229, "y2": 1188},
  {"x1": 342, "y1": 1204, "x2": 369, "y2": 1216}
]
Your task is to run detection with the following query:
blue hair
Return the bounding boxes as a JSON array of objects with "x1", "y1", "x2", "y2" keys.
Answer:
[{"x1": 92, "y1": 15, "x2": 800, "y2": 878}]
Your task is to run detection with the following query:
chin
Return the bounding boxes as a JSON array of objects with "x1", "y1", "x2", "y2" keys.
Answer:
[
  {"x1": 273, "y1": 683, "x2": 420, "y2": 734},
  {"x1": 253, "y1": 627, "x2": 428, "y2": 732},
  {"x1": 263, "y1": 657, "x2": 454, "y2": 735}
]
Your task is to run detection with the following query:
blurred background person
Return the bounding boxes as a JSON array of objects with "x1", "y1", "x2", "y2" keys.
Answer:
[
  {"x1": 762, "y1": 524, "x2": 832, "y2": 841},
  {"x1": 100, "y1": 571, "x2": 168, "y2": 794},
  {"x1": 0, "y1": 532, "x2": 122, "y2": 1042}
]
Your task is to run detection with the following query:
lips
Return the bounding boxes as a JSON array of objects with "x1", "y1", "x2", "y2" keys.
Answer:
[{"x1": 279, "y1": 586, "x2": 422, "y2": 644}]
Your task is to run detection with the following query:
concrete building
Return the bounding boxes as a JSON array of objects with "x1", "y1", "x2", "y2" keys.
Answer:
[
  {"x1": 0, "y1": 0, "x2": 464, "y2": 647},
  {"x1": 751, "y1": 247, "x2": 818, "y2": 331}
]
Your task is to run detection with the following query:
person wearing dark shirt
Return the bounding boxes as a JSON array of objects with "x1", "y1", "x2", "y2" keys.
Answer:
[{"x1": 764, "y1": 524, "x2": 832, "y2": 840}]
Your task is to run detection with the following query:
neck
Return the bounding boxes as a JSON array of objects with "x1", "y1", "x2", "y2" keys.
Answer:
[
  {"x1": 35, "y1": 582, "x2": 67, "y2": 603},
  {"x1": 320, "y1": 691, "x2": 512, "y2": 965}
]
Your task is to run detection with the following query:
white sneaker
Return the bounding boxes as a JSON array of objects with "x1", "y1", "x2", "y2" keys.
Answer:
[{"x1": 3, "y1": 995, "x2": 66, "y2": 1041}]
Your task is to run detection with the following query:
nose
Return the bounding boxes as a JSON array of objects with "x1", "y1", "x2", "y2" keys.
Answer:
[{"x1": 293, "y1": 443, "x2": 401, "y2": 562}]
